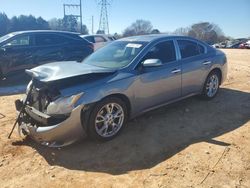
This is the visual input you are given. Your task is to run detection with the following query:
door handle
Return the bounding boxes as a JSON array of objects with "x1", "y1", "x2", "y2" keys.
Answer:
[
  {"x1": 171, "y1": 69, "x2": 181, "y2": 74},
  {"x1": 203, "y1": 61, "x2": 212, "y2": 65}
]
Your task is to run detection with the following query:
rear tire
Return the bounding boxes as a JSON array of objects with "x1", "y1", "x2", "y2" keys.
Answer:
[
  {"x1": 87, "y1": 97, "x2": 128, "y2": 141},
  {"x1": 201, "y1": 71, "x2": 221, "y2": 100}
]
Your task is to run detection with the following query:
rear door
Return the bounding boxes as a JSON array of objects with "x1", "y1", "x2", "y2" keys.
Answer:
[
  {"x1": 33, "y1": 33, "x2": 65, "y2": 65},
  {"x1": 176, "y1": 39, "x2": 211, "y2": 96}
]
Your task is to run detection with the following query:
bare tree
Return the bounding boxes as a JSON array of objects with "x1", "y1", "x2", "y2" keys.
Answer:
[
  {"x1": 123, "y1": 19, "x2": 153, "y2": 37},
  {"x1": 151, "y1": 29, "x2": 161, "y2": 34},
  {"x1": 123, "y1": 28, "x2": 136, "y2": 37},
  {"x1": 49, "y1": 17, "x2": 88, "y2": 34},
  {"x1": 96, "y1": 30, "x2": 105, "y2": 34},
  {"x1": 188, "y1": 22, "x2": 225, "y2": 44},
  {"x1": 173, "y1": 27, "x2": 190, "y2": 36},
  {"x1": 0, "y1": 12, "x2": 9, "y2": 36},
  {"x1": 49, "y1": 18, "x2": 63, "y2": 30}
]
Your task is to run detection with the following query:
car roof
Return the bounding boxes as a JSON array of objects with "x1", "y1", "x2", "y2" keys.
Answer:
[
  {"x1": 10, "y1": 30, "x2": 81, "y2": 36},
  {"x1": 81, "y1": 34, "x2": 113, "y2": 37},
  {"x1": 118, "y1": 34, "x2": 201, "y2": 43}
]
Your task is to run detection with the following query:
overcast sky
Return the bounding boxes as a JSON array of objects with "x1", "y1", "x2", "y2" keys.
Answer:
[{"x1": 1, "y1": 0, "x2": 250, "y2": 38}]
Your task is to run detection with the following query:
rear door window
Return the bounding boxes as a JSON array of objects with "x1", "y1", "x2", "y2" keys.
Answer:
[
  {"x1": 84, "y1": 36, "x2": 95, "y2": 43},
  {"x1": 177, "y1": 40, "x2": 204, "y2": 59},
  {"x1": 35, "y1": 34, "x2": 65, "y2": 46}
]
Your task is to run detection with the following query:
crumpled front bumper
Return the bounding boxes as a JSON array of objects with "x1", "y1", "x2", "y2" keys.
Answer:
[{"x1": 18, "y1": 105, "x2": 87, "y2": 147}]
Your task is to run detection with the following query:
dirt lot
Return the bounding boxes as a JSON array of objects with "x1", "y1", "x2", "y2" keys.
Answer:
[{"x1": 0, "y1": 49, "x2": 249, "y2": 188}]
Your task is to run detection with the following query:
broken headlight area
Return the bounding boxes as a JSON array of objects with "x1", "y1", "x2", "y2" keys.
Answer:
[
  {"x1": 15, "y1": 80, "x2": 86, "y2": 147},
  {"x1": 20, "y1": 80, "x2": 84, "y2": 121},
  {"x1": 17, "y1": 82, "x2": 62, "y2": 126},
  {"x1": 25, "y1": 80, "x2": 61, "y2": 114},
  {"x1": 25, "y1": 80, "x2": 84, "y2": 116},
  {"x1": 46, "y1": 92, "x2": 84, "y2": 116}
]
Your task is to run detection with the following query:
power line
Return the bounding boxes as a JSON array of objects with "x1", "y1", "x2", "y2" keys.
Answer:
[
  {"x1": 63, "y1": 0, "x2": 83, "y2": 33},
  {"x1": 98, "y1": 0, "x2": 111, "y2": 34},
  {"x1": 92, "y1": 15, "x2": 94, "y2": 34}
]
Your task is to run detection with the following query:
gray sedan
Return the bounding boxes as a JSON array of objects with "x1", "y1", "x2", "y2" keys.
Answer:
[{"x1": 15, "y1": 35, "x2": 227, "y2": 147}]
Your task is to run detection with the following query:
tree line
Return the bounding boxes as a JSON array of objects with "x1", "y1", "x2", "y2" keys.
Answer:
[
  {"x1": 123, "y1": 19, "x2": 228, "y2": 44},
  {"x1": 1, "y1": 12, "x2": 230, "y2": 44},
  {"x1": 0, "y1": 12, "x2": 89, "y2": 37}
]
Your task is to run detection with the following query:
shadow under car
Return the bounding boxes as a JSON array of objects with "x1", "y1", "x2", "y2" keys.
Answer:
[{"x1": 12, "y1": 88, "x2": 250, "y2": 175}]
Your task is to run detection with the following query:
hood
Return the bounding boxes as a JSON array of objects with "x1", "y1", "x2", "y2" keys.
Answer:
[{"x1": 26, "y1": 61, "x2": 115, "y2": 82}]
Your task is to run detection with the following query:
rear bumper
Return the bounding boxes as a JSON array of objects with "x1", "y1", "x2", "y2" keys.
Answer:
[{"x1": 17, "y1": 103, "x2": 87, "y2": 147}]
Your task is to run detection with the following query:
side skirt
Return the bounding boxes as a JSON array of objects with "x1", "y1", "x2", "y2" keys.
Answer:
[{"x1": 130, "y1": 92, "x2": 200, "y2": 119}]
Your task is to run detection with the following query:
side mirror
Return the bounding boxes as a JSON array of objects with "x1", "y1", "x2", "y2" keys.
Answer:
[
  {"x1": 142, "y1": 59, "x2": 163, "y2": 67},
  {"x1": 1, "y1": 43, "x2": 12, "y2": 51},
  {"x1": 0, "y1": 47, "x2": 6, "y2": 52}
]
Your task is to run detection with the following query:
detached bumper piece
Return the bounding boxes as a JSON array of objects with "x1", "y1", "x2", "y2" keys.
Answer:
[
  {"x1": 25, "y1": 106, "x2": 67, "y2": 126},
  {"x1": 16, "y1": 101, "x2": 87, "y2": 147},
  {"x1": 15, "y1": 99, "x2": 23, "y2": 111}
]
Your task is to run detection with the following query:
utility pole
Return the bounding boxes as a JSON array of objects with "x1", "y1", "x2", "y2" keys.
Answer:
[
  {"x1": 63, "y1": 0, "x2": 83, "y2": 33},
  {"x1": 98, "y1": 0, "x2": 111, "y2": 34},
  {"x1": 92, "y1": 16, "x2": 94, "y2": 34},
  {"x1": 80, "y1": 0, "x2": 83, "y2": 33}
]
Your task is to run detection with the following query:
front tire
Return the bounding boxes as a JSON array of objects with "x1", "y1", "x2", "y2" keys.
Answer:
[
  {"x1": 88, "y1": 97, "x2": 128, "y2": 141},
  {"x1": 201, "y1": 71, "x2": 221, "y2": 100}
]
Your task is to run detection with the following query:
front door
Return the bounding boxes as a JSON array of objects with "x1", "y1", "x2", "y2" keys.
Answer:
[
  {"x1": 134, "y1": 40, "x2": 182, "y2": 113},
  {"x1": 0, "y1": 34, "x2": 35, "y2": 76}
]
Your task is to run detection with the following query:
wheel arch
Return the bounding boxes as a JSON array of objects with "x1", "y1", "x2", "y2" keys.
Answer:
[
  {"x1": 102, "y1": 93, "x2": 132, "y2": 117},
  {"x1": 83, "y1": 93, "x2": 132, "y2": 140},
  {"x1": 209, "y1": 67, "x2": 222, "y2": 85}
]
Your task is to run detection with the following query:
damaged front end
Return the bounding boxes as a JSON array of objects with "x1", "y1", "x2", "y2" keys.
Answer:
[
  {"x1": 15, "y1": 79, "x2": 87, "y2": 147},
  {"x1": 11, "y1": 61, "x2": 116, "y2": 147}
]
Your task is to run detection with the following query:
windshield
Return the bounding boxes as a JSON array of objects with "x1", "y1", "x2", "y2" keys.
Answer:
[
  {"x1": 83, "y1": 41, "x2": 147, "y2": 68},
  {"x1": 0, "y1": 33, "x2": 15, "y2": 43}
]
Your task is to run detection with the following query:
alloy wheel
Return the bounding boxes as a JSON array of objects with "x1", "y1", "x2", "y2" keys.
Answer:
[
  {"x1": 206, "y1": 74, "x2": 219, "y2": 97},
  {"x1": 95, "y1": 103, "x2": 125, "y2": 138}
]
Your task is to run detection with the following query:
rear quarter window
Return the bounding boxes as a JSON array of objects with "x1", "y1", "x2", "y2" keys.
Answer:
[
  {"x1": 64, "y1": 34, "x2": 90, "y2": 45},
  {"x1": 198, "y1": 43, "x2": 205, "y2": 54},
  {"x1": 35, "y1": 34, "x2": 65, "y2": 46},
  {"x1": 94, "y1": 36, "x2": 106, "y2": 43},
  {"x1": 177, "y1": 40, "x2": 205, "y2": 59},
  {"x1": 84, "y1": 36, "x2": 95, "y2": 43}
]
